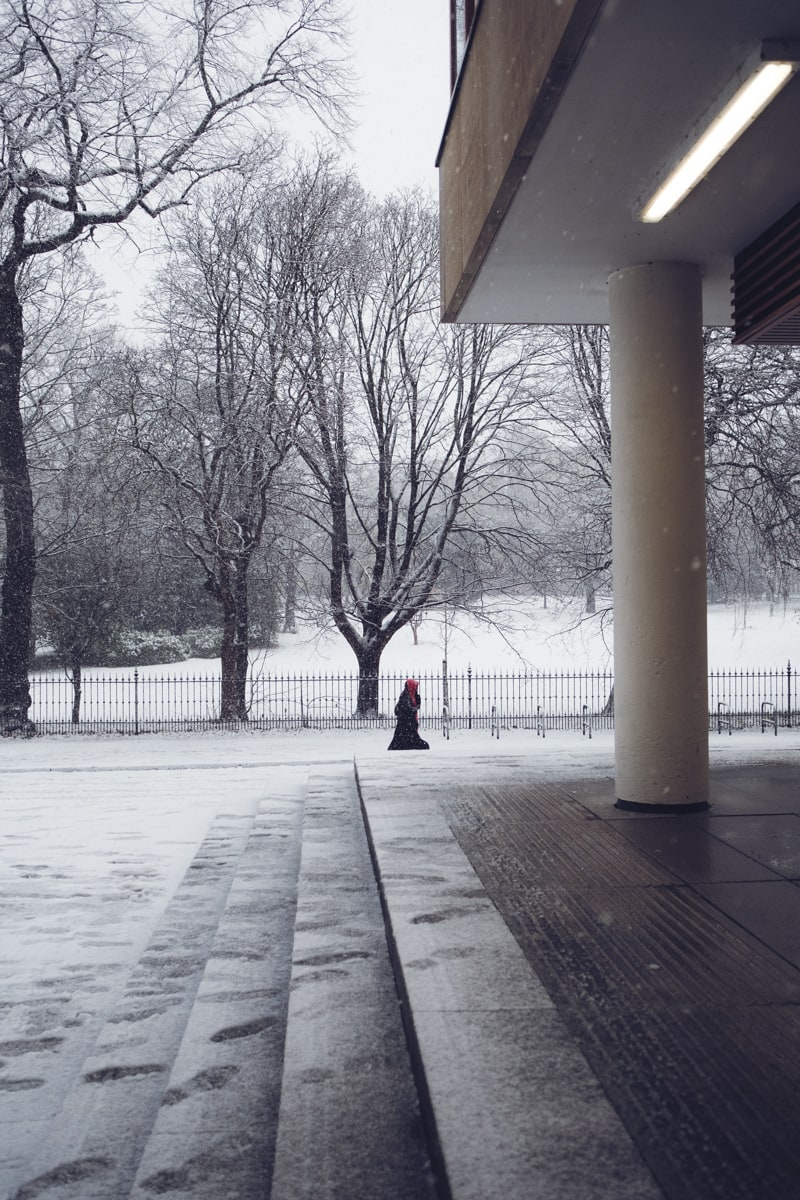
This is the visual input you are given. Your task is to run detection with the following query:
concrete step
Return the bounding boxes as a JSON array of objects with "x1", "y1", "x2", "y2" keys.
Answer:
[
  {"x1": 130, "y1": 783, "x2": 306, "y2": 1199},
  {"x1": 8, "y1": 805, "x2": 267, "y2": 1200},
  {"x1": 355, "y1": 758, "x2": 664, "y2": 1200},
  {"x1": 270, "y1": 767, "x2": 438, "y2": 1200}
]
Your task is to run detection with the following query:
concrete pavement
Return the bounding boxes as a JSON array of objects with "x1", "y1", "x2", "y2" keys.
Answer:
[{"x1": 3, "y1": 749, "x2": 800, "y2": 1199}]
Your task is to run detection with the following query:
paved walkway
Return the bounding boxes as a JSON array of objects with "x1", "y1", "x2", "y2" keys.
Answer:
[
  {"x1": 355, "y1": 755, "x2": 800, "y2": 1200},
  {"x1": 2, "y1": 747, "x2": 800, "y2": 1199}
]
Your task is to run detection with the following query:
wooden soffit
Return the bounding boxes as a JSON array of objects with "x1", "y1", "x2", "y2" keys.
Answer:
[{"x1": 437, "y1": 0, "x2": 605, "y2": 322}]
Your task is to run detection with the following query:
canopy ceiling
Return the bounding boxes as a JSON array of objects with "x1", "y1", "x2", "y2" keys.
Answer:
[{"x1": 442, "y1": 0, "x2": 800, "y2": 329}]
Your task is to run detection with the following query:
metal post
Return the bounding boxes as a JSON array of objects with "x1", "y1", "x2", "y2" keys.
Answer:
[
  {"x1": 788, "y1": 660, "x2": 793, "y2": 730},
  {"x1": 467, "y1": 665, "x2": 472, "y2": 730},
  {"x1": 134, "y1": 669, "x2": 139, "y2": 736}
]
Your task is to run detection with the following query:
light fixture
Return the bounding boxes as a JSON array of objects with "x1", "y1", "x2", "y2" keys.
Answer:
[{"x1": 639, "y1": 41, "x2": 800, "y2": 223}]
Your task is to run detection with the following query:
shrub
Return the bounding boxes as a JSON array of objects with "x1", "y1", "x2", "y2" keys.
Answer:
[
  {"x1": 105, "y1": 630, "x2": 190, "y2": 667},
  {"x1": 182, "y1": 626, "x2": 223, "y2": 658}
]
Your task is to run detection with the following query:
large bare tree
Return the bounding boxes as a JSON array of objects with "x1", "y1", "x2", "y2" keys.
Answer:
[
  {"x1": 0, "y1": 0, "x2": 347, "y2": 730},
  {"x1": 127, "y1": 173, "x2": 304, "y2": 720},
  {"x1": 288, "y1": 174, "x2": 551, "y2": 713},
  {"x1": 528, "y1": 325, "x2": 800, "y2": 613}
]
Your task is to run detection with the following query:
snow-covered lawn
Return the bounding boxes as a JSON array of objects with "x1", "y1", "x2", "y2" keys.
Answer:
[
  {"x1": 259, "y1": 597, "x2": 800, "y2": 673},
  {"x1": 31, "y1": 597, "x2": 800, "y2": 686},
  {"x1": 26, "y1": 597, "x2": 799, "y2": 734}
]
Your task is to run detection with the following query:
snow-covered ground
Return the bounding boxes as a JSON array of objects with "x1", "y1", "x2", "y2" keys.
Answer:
[
  {"x1": 3, "y1": 595, "x2": 799, "y2": 1186},
  {"x1": 31, "y1": 597, "x2": 800, "y2": 686},
  {"x1": 3, "y1": 726, "x2": 798, "y2": 1024},
  {"x1": 4, "y1": 723, "x2": 797, "y2": 1021},
  {"x1": 255, "y1": 596, "x2": 800, "y2": 675},
  {"x1": 2, "y1": 723, "x2": 799, "y2": 1192},
  {"x1": 4, "y1": 725, "x2": 798, "y2": 1010}
]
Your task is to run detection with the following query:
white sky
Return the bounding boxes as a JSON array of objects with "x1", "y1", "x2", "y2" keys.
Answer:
[
  {"x1": 345, "y1": 0, "x2": 450, "y2": 197},
  {"x1": 93, "y1": 1, "x2": 451, "y2": 335}
]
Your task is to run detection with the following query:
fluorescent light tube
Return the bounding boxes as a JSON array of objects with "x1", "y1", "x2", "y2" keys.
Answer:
[{"x1": 640, "y1": 58, "x2": 796, "y2": 223}]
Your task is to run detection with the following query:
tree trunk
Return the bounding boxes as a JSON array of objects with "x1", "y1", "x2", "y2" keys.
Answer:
[
  {"x1": 69, "y1": 661, "x2": 82, "y2": 725},
  {"x1": 233, "y1": 567, "x2": 249, "y2": 721},
  {"x1": 282, "y1": 558, "x2": 297, "y2": 634},
  {"x1": 0, "y1": 267, "x2": 36, "y2": 734},
  {"x1": 601, "y1": 683, "x2": 615, "y2": 717},
  {"x1": 218, "y1": 564, "x2": 249, "y2": 721},
  {"x1": 585, "y1": 586, "x2": 596, "y2": 614},
  {"x1": 219, "y1": 592, "x2": 237, "y2": 719},
  {"x1": 354, "y1": 643, "x2": 383, "y2": 717}
]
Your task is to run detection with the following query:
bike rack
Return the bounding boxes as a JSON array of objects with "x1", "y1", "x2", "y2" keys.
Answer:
[
  {"x1": 717, "y1": 701, "x2": 732, "y2": 736},
  {"x1": 761, "y1": 701, "x2": 778, "y2": 736}
]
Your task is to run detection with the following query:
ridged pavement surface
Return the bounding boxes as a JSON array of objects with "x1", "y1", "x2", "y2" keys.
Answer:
[{"x1": 433, "y1": 773, "x2": 800, "y2": 1200}]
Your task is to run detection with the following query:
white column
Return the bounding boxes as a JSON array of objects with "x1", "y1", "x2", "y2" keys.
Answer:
[{"x1": 609, "y1": 262, "x2": 709, "y2": 811}]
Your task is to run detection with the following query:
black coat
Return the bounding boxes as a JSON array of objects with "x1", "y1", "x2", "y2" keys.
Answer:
[{"x1": 388, "y1": 685, "x2": 430, "y2": 750}]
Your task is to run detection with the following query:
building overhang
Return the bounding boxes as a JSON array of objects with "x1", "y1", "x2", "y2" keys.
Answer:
[{"x1": 438, "y1": 0, "x2": 800, "y2": 340}]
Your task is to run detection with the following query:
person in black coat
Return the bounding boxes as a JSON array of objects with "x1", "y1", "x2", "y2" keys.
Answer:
[{"x1": 388, "y1": 678, "x2": 430, "y2": 750}]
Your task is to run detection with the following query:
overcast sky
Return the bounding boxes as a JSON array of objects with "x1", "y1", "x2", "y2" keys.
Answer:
[
  {"x1": 96, "y1": 1, "x2": 451, "y2": 334},
  {"x1": 346, "y1": 0, "x2": 450, "y2": 196}
]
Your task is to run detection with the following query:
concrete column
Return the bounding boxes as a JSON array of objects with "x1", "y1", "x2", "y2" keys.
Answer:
[{"x1": 608, "y1": 262, "x2": 709, "y2": 812}]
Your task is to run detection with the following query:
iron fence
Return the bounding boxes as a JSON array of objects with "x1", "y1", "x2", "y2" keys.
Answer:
[
  {"x1": 24, "y1": 663, "x2": 798, "y2": 735},
  {"x1": 709, "y1": 663, "x2": 796, "y2": 735}
]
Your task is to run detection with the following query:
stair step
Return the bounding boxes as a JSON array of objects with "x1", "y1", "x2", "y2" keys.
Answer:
[
  {"x1": 130, "y1": 783, "x2": 306, "y2": 1199},
  {"x1": 9, "y1": 807, "x2": 261, "y2": 1200},
  {"x1": 269, "y1": 768, "x2": 438, "y2": 1200},
  {"x1": 355, "y1": 761, "x2": 664, "y2": 1200}
]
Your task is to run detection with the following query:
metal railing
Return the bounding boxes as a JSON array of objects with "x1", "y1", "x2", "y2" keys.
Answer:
[
  {"x1": 708, "y1": 663, "x2": 795, "y2": 733},
  {"x1": 24, "y1": 662, "x2": 798, "y2": 735}
]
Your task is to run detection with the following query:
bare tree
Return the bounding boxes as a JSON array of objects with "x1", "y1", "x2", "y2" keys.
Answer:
[
  {"x1": 703, "y1": 329, "x2": 800, "y2": 600},
  {"x1": 0, "y1": 0, "x2": 348, "y2": 730},
  {"x1": 127, "y1": 173, "x2": 304, "y2": 720},
  {"x1": 529, "y1": 325, "x2": 800, "y2": 614},
  {"x1": 532, "y1": 325, "x2": 613, "y2": 613},
  {"x1": 289, "y1": 176, "x2": 551, "y2": 713},
  {"x1": 6, "y1": 247, "x2": 127, "y2": 718}
]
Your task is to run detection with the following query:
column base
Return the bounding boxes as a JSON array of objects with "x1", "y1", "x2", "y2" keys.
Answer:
[{"x1": 614, "y1": 798, "x2": 710, "y2": 814}]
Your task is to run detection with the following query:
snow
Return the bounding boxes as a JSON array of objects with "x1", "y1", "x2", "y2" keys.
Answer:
[
  {"x1": 3, "y1": 597, "x2": 800, "y2": 1189},
  {"x1": 3, "y1": 725, "x2": 798, "y2": 1038},
  {"x1": 241, "y1": 597, "x2": 800, "y2": 675},
  {"x1": 31, "y1": 599, "x2": 799, "y2": 690}
]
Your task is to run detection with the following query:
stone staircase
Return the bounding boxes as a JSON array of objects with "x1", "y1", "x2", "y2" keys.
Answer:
[
  {"x1": 5, "y1": 768, "x2": 438, "y2": 1200},
  {"x1": 4, "y1": 760, "x2": 667, "y2": 1200}
]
